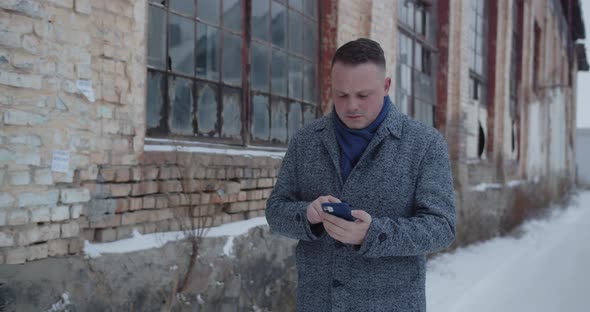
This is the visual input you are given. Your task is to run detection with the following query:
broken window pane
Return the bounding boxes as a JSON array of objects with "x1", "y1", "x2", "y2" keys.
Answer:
[
  {"x1": 196, "y1": 23, "x2": 220, "y2": 80},
  {"x1": 252, "y1": 94, "x2": 270, "y2": 141},
  {"x1": 271, "y1": 99, "x2": 287, "y2": 143},
  {"x1": 251, "y1": 42, "x2": 269, "y2": 91},
  {"x1": 303, "y1": 62, "x2": 316, "y2": 104},
  {"x1": 148, "y1": 6, "x2": 166, "y2": 69},
  {"x1": 223, "y1": 0, "x2": 242, "y2": 32},
  {"x1": 288, "y1": 102, "x2": 302, "y2": 141},
  {"x1": 147, "y1": 70, "x2": 165, "y2": 130},
  {"x1": 304, "y1": 0, "x2": 317, "y2": 18},
  {"x1": 197, "y1": 82, "x2": 218, "y2": 136},
  {"x1": 271, "y1": 1, "x2": 286, "y2": 48},
  {"x1": 271, "y1": 49, "x2": 287, "y2": 96},
  {"x1": 222, "y1": 87, "x2": 242, "y2": 139},
  {"x1": 302, "y1": 103, "x2": 316, "y2": 126},
  {"x1": 289, "y1": 0, "x2": 303, "y2": 12},
  {"x1": 198, "y1": 0, "x2": 220, "y2": 26},
  {"x1": 222, "y1": 33, "x2": 242, "y2": 85},
  {"x1": 252, "y1": 0, "x2": 270, "y2": 41},
  {"x1": 168, "y1": 14, "x2": 195, "y2": 75},
  {"x1": 303, "y1": 21, "x2": 317, "y2": 60},
  {"x1": 289, "y1": 10, "x2": 302, "y2": 54},
  {"x1": 289, "y1": 57, "x2": 303, "y2": 100},
  {"x1": 170, "y1": 0, "x2": 194, "y2": 16},
  {"x1": 168, "y1": 76, "x2": 194, "y2": 135}
]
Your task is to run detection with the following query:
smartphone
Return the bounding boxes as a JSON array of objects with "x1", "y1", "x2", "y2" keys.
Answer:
[{"x1": 321, "y1": 202, "x2": 355, "y2": 221}]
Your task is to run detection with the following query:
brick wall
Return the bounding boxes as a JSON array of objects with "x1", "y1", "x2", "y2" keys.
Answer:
[
  {"x1": 0, "y1": 0, "x2": 146, "y2": 264},
  {"x1": 80, "y1": 151, "x2": 280, "y2": 243}
]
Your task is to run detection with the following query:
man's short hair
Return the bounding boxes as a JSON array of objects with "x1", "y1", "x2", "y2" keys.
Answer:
[{"x1": 331, "y1": 38, "x2": 386, "y2": 70}]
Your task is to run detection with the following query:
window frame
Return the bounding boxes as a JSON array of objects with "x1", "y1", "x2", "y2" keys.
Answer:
[
  {"x1": 145, "y1": 0, "x2": 321, "y2": 147},
  {"x1": 396, "y1": 0, "x2": 438, "y2": 127}
]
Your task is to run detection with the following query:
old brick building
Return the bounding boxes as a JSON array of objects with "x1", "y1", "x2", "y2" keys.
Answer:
[{"x1": 0, "y1": 0, "x2": 587, "y2": 269}]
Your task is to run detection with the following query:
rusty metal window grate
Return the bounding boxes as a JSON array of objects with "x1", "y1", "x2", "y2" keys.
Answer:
[
  {"x1": 146, "y1": 0, "x2": 320, "y2": 146},
  {"x1": 396, "y1": 0, "x2": 437, "y2": 127}
]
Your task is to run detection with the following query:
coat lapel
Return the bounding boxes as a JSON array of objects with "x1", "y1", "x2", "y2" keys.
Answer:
[{"x1": 316, "y1": 113, "x2": 344, "y2": 187}]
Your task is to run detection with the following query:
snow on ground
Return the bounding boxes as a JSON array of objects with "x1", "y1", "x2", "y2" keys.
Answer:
[
  {"x1": 84, "y1": 217, "x2": 268, "y2": 258},
  {"x1": 427, "y1": 191, "x2": 590, "y2": 312}
]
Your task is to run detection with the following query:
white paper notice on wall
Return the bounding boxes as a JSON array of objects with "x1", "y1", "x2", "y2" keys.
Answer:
[
  {"x1": 76, "y1": 79, "x2": 95, "y2": 102},
  {"x1": 51, "y1": 150, "x2": 70, "y2": 173}
]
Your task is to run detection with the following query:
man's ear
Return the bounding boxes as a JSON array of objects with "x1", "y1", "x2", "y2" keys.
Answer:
[{"x1": 384, "y1": 77, "x2": 392, "y2": 94}]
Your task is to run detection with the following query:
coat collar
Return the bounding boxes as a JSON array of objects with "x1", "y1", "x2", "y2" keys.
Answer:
[{"x1": 313, "y1": 102, "x2": 406, "y2": 186}]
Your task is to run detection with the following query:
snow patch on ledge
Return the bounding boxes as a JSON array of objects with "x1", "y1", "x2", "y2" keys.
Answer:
[
  {"x1": 470, "y1": 180, "x2": 529, "y2": 192},
  {"x1": 84, "y1": 217, "x2": 268, "y2": 258},
  {"x1": 144, "y1": 138, "x2": 286, "y2": 158}
]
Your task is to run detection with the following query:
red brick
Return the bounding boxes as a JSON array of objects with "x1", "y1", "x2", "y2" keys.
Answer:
[
  {"x1": 130, "y1": 167, "x2": 142, "y2": 181},
  {"x1": 199, "y1": 193, "x2": 210, "y2": 205},
  {"x1": 129, "y1": 197, "x2": 143, "y2": 211},
  {"x1": 89, "y1": 214, "x2": 121, "y2": 228},
  {"x1": 99, "y1": 168, "x2": 116, "y2": 182},
  {"x1": 238, "y1": 191, "x2": 247, "y2": 201},
  {"x1": 155, "y1": 196, "x2": 168, "y2": 209},
  {"x1": 115, "y1": 198, "x2": 129, "y2": 213},
  {"x1": 230, "y1": 212, "x2": 245, "y2": 222},
  {"x1": 149, "y1": 208, "x2": 174, "y2": 222},
  {"x1": 226, "y1": 202, "x2": 249, "y2": 213},
  {"x1": 262, "y1": 189, "x2": 273, "y2": 199},
  {"x1": 108, "y1": 183, "x2": 132, "y2": 197},
  {"x1": 141, "y1": 166, "x2": 159, "y2": 180},
  {"x1": 159, "y1": 166, "x2": 181, "y2": 180},
  {"x1": 95, "y1": 228, "x2": 117, "y2": 242},
  {"x1": 247, "y1": 190, "x2": 264, "y2": 201},
  {"x1": 143, "y1": 196, "x2": 156, "y2": 209},
  {"x1": 189, "y1": 194, "x2": 201, "y2": 205},
  {"x1": 121, "y1": 211, "x2": 151, "y2": 225},
  {"x1": 240, "y1": 180, "x2": 257, "y2": 190},
  {"x1": 159, "y1": 180, "x2": 182, "y2": 193},
  {"x1": 210, "y1": 193, "x2": 222, "y2": 204},
  {"x1": 131, "y1": 181, "x2": 159, "y2": 196},
  {"x1": 248, "y1": 200, "x2": 267, "y2": 211},
  {"x1": 257, "y1": 178, "x2": 274, "y2": 188},
  {"x1": 115, "y1": 168, "x2": 131, "y2": 182}
]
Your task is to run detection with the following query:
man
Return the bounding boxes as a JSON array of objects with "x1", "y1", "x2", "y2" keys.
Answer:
[{"x1": 266, "y1": 38, "x2": 456, "y2": 312}]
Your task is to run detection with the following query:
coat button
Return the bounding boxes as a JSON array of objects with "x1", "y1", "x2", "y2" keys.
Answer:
[
  {"x1": 378, "y1": 233, "x2": 387, "y2": 242},
  {"x1": 332, "y1": 280, "x2": 344, "y2": 288},
  {"x1": 295, "y1": 214, "x2": 301, "y2": 222}
]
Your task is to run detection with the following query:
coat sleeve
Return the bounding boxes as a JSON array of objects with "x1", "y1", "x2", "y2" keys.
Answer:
[
  {"x1": 265, "y1": 132, "x2": 326, "y2": 241},
  {"x1": 357, "y1": 132, "x2": 456, "y2": 257}
]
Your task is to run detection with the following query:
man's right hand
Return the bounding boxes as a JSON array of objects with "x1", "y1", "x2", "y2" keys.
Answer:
[{"x1": 307, "y1": 195, "x2": 342, "y2": 224}]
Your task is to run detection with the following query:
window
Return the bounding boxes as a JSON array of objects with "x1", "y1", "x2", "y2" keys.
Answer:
[
  {"x1": 533, "y1": 21, "x2": 541, "y2": 91},
  {"x1": 468, "y1": 0, "x2": 488, "y2": 106},
  {"x1": 396, "y1": 0, "x2": 437, "y2": 127},
  {"x1": 146, "y1": 0, "x2": 320, "y2": 146},
  {"x1": 509, "y1": 0, "x2": 522, "y2": 155}
]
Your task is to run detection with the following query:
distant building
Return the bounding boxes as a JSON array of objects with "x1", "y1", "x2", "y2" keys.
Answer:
[
  {"x1": 0, "y1": 0, "x2": 587, "y2": 265},
  {"x1": 576, "y1": 128, "x2": 590, "y2": 188}
]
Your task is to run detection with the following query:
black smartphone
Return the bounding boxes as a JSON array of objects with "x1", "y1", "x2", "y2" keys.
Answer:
[{"x1": 321, "y1": 202, "x2": 355, "y2": 221}]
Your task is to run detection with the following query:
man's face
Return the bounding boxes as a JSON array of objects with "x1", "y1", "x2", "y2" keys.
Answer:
[{"x1": 331, "y1": 61, "x2": 391, "y2": 129}]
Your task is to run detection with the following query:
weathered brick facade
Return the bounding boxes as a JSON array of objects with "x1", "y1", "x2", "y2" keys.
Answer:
[{"x1": 0, "y1": 0, "x2": 587, "y2": 264}]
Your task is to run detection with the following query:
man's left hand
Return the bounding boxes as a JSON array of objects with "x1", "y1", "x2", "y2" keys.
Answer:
[{"x1": 323, "y1": 210, "x2": 372, "y2": 245}]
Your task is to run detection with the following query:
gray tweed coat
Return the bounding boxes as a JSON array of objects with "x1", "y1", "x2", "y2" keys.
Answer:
[{"x1": 266, "y1": 104, "x2": 456, "y2": 312}]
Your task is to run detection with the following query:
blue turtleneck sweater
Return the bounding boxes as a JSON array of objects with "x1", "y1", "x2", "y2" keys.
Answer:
[{"x1": 333, "y1": 96, "x2": 391, "y2": 182}]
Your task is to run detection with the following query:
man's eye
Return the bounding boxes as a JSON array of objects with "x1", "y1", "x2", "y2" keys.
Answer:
[
  {"x1": 338, "y1": 94, "x2": 348, "y2": 98},
  {"x1": 358, "y1": 94, "x2": 368, "y2": 98}
]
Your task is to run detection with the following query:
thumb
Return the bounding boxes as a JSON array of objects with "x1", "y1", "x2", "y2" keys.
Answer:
[{"x1": 351, "y1": 210, "x2": 372, "y2": 223}]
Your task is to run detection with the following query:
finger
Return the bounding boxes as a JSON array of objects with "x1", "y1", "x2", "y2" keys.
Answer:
[
  {"x1": 351, "y1": 210, "x2": 372, "y2": 223},
  {"x1": 323, "y1": 214, "x2": 348, "y2": 231},
  {"x1": 313, "y1": 205, "x2": 324, "y2": 221},
  {"x1": 324, "y1": 221, "x2": 346, "y2": 240},
  {"x1": 325, "y1": 195, "x2": 342, "y2": 203},
  {"x1": 309, "y1": 207, "x2": 321, "y2": 222}
]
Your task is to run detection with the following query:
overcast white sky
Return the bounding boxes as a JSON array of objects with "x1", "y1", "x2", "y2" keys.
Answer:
[{"x1": 576, "y1": 1, "x2": 590, "y2": 129}]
